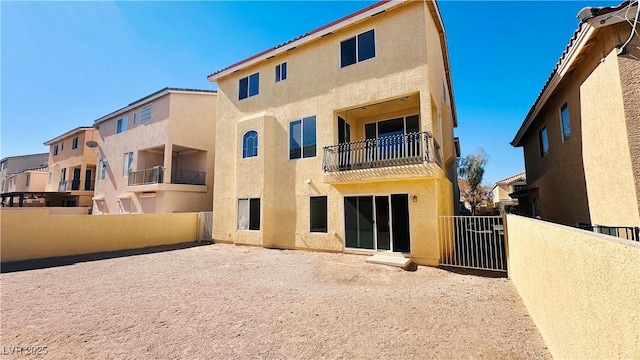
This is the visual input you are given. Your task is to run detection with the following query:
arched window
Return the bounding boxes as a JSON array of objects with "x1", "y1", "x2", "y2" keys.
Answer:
[{"x1": 242, "y1": 131, "x2": 258, "y2": 158}]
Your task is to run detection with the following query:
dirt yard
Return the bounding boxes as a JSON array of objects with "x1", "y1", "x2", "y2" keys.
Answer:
[{"x1": 1, "y1": 244, "x2": 550, "y2": 359}]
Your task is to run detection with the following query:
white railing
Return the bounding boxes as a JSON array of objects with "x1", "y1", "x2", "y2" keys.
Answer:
[
  {"x1": 197, "y1": 212, "x2": 213, "y2": 242},
  {"x1": 439, "y1": 216, "x2": 507, "y2": 272},
  {"x1": 322, "y1": 131, "x2": 441, "y2": 172}
]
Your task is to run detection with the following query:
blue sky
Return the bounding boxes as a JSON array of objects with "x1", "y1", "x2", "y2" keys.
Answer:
[{"x1": 1, "y1": 0, "x2": 618, "y2": 184}]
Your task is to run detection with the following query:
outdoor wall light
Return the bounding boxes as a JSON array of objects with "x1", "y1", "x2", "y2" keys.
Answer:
[
  {"x1": 413, "y1": 195, "x2": 418, "y2": 202},
  {"x1": 306, "y1": 179, "x2": 311, "y2": 184}
]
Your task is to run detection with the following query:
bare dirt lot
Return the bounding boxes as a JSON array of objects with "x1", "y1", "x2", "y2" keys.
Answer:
[{"x1": 1, "y1": 244, "x2": 550, "y2": 359}]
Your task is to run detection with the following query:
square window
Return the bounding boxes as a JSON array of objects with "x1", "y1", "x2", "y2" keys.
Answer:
[
  {"x1": 275, "y1": 62, "x2": 287, "y2": 82},
  {"x1": 539, "y1": 126, "x2": 549, "y2": 157},
  {"x1": 340, "y1": 29, "x2": 375, "y2": 68},
  {"x1": 310, "y1": 196, "x2": 328, "y2": 233},
  {"x1": 560, "y1": 103, "x2": 571, "y2": 142},
  {"x1": 238, "y1": 198, "x2": 261, "y2": 230},
  {"x1": 289, "y1": 116, "x2": 316, "y2": 159},
  {"x1": 239, "y1": 73, "x2": 260, "y2": 100}
]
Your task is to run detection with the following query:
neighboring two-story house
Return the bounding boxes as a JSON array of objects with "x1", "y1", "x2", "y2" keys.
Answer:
[
  {"x1": 511, "y1": 1, "x2": 640, "y2": 227},
  {"x1": 92, "y1": 87, "x2": 217, "y2": 214},
  {"x1": 208, "y1": 0, "x2": 458, "y2": 266},
  {"x1": 0, "y1": 153, "x2": 49, "y2": 207},
  {"x1": 43, "y1": 127, "x2": 97, "y2": 207},
  {"x1": 492, "y1": 171, "x2": 526, "y2": 214}
]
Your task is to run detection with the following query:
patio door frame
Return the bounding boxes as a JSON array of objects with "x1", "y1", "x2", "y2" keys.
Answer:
[{"x1": 343, "y1": 193, "x2": 411, "y2": 254}]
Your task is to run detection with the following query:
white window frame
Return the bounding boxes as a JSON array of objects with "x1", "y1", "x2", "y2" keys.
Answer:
[
  {"x1": 560, "y1": 102, "x2": 571, "y2": 142},
  {"x1": 275, "y1": 62, "x2": 287, "y2": 82},
  {"x1": 72, "y1": 136, "x2": 79, "y2": 149},
  {"x1": 339, "y1": 28, "x2": 376, "y2": 68},
  {"x1": 116, "y1": 117, "x2": 128, "y2": 134},
  {"x1": 53, "y1": 145, "x2": 59, "y2": 156},
  {"x1": 237, "y1": 198, "x2": 261, "y2": 231},
  {"x1": 123, "y1": 152, "x2": 133, "y2": 177},
  {"x1": 98, "y1": 159, "x2": 107, "y2": 181}
]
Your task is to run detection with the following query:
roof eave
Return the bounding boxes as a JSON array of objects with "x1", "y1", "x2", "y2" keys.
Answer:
[
  {"x1": 511, "y1": 23, "x2": 596, "y2": 147},
  {"x1": 43, "y1": 127, "x2": 94, "y2": 146}
]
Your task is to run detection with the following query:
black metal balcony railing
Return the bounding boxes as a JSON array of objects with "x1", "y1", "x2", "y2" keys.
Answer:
[
  {"x1": 577, "y1": 224, "x2": 640, "y2": 242},
  {"x1": 58, "y1": 180, "x2": 80, "y2": 191},
  {"x1": 84, "y1": 179, "x2": 95, "y2": 191},
  {"x1": 128, "y1": 166, "x2": 164, "y2": 186},
  {"x1": 174, "y1": 169, "x2": 206, "y2": 185},
  {"x1": 322, "y1": 131, "x2": 441, "y2": 172}
]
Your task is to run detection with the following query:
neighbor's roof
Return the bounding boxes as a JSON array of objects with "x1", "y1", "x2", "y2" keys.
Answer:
[
  {"x1": 511, "y1": 1, "x2": 636, "y2": 147},
  {"x1": 0, "y1": 153, "x2": 49, "y2": 163},
  {"x1": 206, "y1": 0, "x2": 458, "y2": 126},
  {"x1": 493, "y1": 171, "x2": 526, "y2": 188},
  {"x1": 44, "y1": 126, "x2": 94, "y2": 145},
  {"x1": 93, "y1": 87, "x2": 217, "y2": 126}
]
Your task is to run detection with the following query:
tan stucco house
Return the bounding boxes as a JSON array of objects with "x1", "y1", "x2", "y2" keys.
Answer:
[
  {"x1": 43, "y1": 126, "x2": 97, "y2": 207},
  {"x1": 512, "y1": 1, "x2": 640, "y2": 227},
  {"x1": 208, "y1": 0, "x2": 458, "y2": 266},
  {"x1": 92, "y1": 87, "x2": 217, "y2": 214},
  {"x1": 0, "y1": 153, "x2": 48, "y2": 206},
  {"x1": 492, "y1": 171, "x2": 526, "y2": 214}
]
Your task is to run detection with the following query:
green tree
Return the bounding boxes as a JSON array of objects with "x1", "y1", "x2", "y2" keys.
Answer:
[{"x1": 458, "y1": 148, "x2": 488, "y2": 215}]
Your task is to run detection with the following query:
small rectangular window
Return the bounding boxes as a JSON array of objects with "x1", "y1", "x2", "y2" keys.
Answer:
[
  {"x1": 275, "y1": 62, "x2": 287, "y2": 82},
  {"x1": 310, "y1": 196, "x2": 328, "y2": 233},
  {"x1": 239, "y1": 73, "x2": 260, "y2": 100},
  {"x1": 133, "y1": 113, "x2": 137, "y2": 125},
  {"x1": 26, "y1": 174, "x2": 31, "y2": 187},
  {"x1": 60, "y1": 168, "x2": 67, "y2": 182},
  {"x1": 123, "y1": 152, "x2": 133, "y2": 177},
  {"x1": 560, "y1": 103, "x2": 571, "y2": 142},
  {"x1": 72, "y1": 137, "x2": 78, "y2": 149},
  {"x1": 140, "y1": 106, "x2": 152, "y2": 124},
  {"x1": 289, "y1": 116, "x2": 317, "y2": 159},
  {"x1": 238, "y1": 198, "x2": 261, "y2": 230},
  {"x1": 116, "y1": 117, "x2": 128, "y2": 133},
  {"x1": 53, "y1": 145, "x2": 59, "y2": 156},
  {"x1": 48, "y1": 172, "x2": 52, "y2": 184},
  {"x1": 340, "y1": 29, "x2": 375, "y2": 68},
  {"x1": 539, "y1": 126, "x2": 549, "y2": 157},
  {"x1": 60, "y1": 142, "x2": 64, "y2": 151}
]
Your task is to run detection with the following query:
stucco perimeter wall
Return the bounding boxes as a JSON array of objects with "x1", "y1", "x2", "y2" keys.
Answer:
[
  {"x1": 0, "y1": 210, "x2": 198, "y2": 262},
  {"x1": 506, "y1": 214, "x2": 640, "y2": 359}
]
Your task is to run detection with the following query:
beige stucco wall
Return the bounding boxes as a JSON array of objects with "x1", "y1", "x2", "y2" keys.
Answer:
[
  {"x1": 0, "y1": 210, "x2": 198, "y2": 262},
  {"x1": 506, "y1": 214, "x2": 640, "y2": 359},
  {"x1": 581, "y1": 46, "x2": 640, "y2": 226},
  {"x1": 5, "y1": 171, "x2": 47, "y2": 193},
  {"x1": 212, "y1": 1, "x2": 455, "y2": 263},
  {"x1": 93, "y1": 91, "x2": 216, "y2": 214},
  {"x1": 46, "y1": 128, "x2": 97, "y2": 192}
]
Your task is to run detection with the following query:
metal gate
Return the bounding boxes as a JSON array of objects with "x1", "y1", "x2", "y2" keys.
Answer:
[
  {"x1": 198, "y1": 212, "x2": 213, "y2": 241},
  {"x1": 439, "y1": 216, "x2": 507, "y2": 272}
]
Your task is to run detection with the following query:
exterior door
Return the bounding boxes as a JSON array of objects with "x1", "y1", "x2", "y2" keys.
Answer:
[
  {"x1": 344, "y1": 194, "x2": 410, "y2": 253},
  {"x1": 72, "y1": 168, "x2": 81, "y2": 190},
  {"x1": 338, "y1": 116, "x2": 351, "y2": 170},
  {"x1": 85, "y1": 169, "x2": 93, "y2": 190}
]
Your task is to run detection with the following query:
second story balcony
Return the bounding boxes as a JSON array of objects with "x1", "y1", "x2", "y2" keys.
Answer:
[
  {"x1": 128, "y1": 167, "x2": 206, "y2": 186},
  {"x1": 58, "y1": 179, "x2": 95, "y2": 192}
]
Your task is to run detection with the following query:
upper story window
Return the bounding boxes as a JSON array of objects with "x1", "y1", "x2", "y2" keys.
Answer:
[
  {"x1": 60, "y1": 142, "x2": 64, "y2": 151},
  {"x1": 53, "y1": 145, "x2": 59, "y2": 156},
  {"x1": 116, "y1": 117, "x2": 128, "y2": 134},
  {"x1": 26, "y1": 174, "x2": 30, "y2": 187},
  {"x1": 275, "y1": 62, "x2": 287, "y2": 82},
  {"x1": 48, "y1": 172, "x2": 52, "y2": 184},
  {"x1": 123, "y1": 152, "x2": 133, "y2": 177},
  {"x1": 539, "y1": 126, "x2": 549, "y2": 158},
  {"x1": 72, "y1": 136, "x2": 79, "y2": 149},
  {"x1": 98, "y1": 159, "x2": 107, "y2": 181},
  {"x1": 239, "y1": 73, "x2": 260, "y2": 100},
  {"x1": 289, "y1": 116, "x2": 317, "y2": 159},
  {"x1": 340, "y1": 29, "x2": 375, "y2": 68},
  {"x1": 133, "y1": 113, "x2": 138, "y2": 125},
  {"x1": 140, "y1": 105, "x2": 152, "y2": 124},
  {"x1": 560, "y1": 103, "x2": 571, "y2": 142},
  {"x1": 242, "y1": 131, "x2": 258, "y2": 158}
]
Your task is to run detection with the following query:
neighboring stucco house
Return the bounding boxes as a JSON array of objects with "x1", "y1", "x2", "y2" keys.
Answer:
[
  {"x1": 511, "y1": 1, "x2": 640, "y2": 227},
  {"x1": 44, "y1": 127, "x2": 97, "y2": 207},
  {"x1": 0, "y1": 153, "x2": 49, "y2": 207},
  {"x1": 92, "y1": 87, "x2": 217, "y2": 214},
  {"x1": 492, "y1": 171, "x2": 526, "y2": 214},
  {"x1": 208, "y1": 0, "x2": 458, "y2": 266}
]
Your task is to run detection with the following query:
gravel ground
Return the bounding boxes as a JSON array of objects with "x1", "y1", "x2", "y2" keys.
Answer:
[{"x1": 1, "y1": 243, "x2": 550, "y2": 359}]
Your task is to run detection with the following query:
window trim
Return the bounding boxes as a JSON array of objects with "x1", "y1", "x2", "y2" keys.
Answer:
[
  {"x1": 340, "y1": 28, "x2": 376, "y2": 68},
  {"x1": 237, "y1": 198, "x2": 261, "y2": 231},
  {"x1": 25, "y1": 174, "x2": 30, "y2": 187},
  {"x1": 289, "y1": 115, "x2": 317, "y2": 160},
  {"x1": 123, "y1": 152, "x2": 133, "y2": 177},
  {"x1": 239, "y1": 72, "x2": 260, "y2": 100},
  {"x1": 116, "y1": 117, "x2": 128, "y2": 134},
  {"x1": 539, "y1": 125, "x2": 549, "y2": 158},
  {"x1": 310, "y1": 196, "x2": 328, "y2": 233},
  {"x1": 275, "y1": 62, "x2": 287, "y2": 82},
  {"x1": 242, "y1": 130, "x2": 259, "y2": 159},
  {"x1": 559, "y1": 102, "x2": 571, "y2": 142}
]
